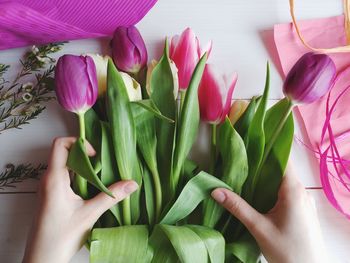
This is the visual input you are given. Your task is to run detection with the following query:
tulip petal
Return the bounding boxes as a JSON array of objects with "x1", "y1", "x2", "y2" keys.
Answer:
[
  {"x1": 55, "y1": 55, "x2": 98, "y2": 113},
  {"x1": 220, "y1": 73, "x2": 237, "y2": 122},
  {"x1": 170, "y1": 35, "x2": 179, "y2": 58},
  {"x1": 171, "y1": 28, "x2": 198, "y2": 89},
  {"x1": 85, "y1": 56, "x2": 98, "y2": 109},
  {"x1": 198, "y1": 64, "x2": 224, "y2": 123},
  {"x1": 127, "y1": 26, "x2": 148, "y2": 68},
  {"x1": 199, "y1": 40, "x2": 213, "y2": 58}
]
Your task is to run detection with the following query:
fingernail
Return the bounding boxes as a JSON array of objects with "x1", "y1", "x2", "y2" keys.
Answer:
[
  {"x1": 124, "y1": 181, "x2": 138, "y2": 194},
  {"x1": 212, "y1": 190, "x2": 226, "y2": 203}
]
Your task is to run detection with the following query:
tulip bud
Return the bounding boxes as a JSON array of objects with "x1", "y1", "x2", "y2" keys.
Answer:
[
  {"x1": 120, "y1": 72, "x2": 142, "y2": 101},
  {"x1": 87, "y1": 53, "x2": 110, "y2": 97},
  {"x1": 146, "y1": 59, "x2": 179, "y2": 99},
  {"x1": 170, "y1": 28, "x2": 212, "y2": 90},
  {"x1": 198, "y1": 64, "x2": 237, "y2": 124},
  {"x1": 283, "y1": 52, "x2": 336, "y2": 104},
  {"x1": 111, "y1": 26, "x2": 147, "y2": 74},
  {"x1": 229, "y1": 100, "x2": 249, "y2": 125},
  {"x1": 55, "y1": 55, "x2": 98, "y2": 114}
]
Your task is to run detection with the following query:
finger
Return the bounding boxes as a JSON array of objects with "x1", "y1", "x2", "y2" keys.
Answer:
[
  {"x1": 48, "y1": 137, "x2": 96, "y2": 171},
  {"x1": 211, "y1": 188, "x2": 266, "y2": 237},
  {"x1": 83, "y1": 180, "x2": 138, "y2": 224},
  {"x1": 278, "y1": 164, "x2": 305, "y2": 200}
]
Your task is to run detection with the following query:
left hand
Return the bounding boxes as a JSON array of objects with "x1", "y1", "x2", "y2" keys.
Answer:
[{"x1": 23, "y1": 137, "x2": 138, "y2": 263}]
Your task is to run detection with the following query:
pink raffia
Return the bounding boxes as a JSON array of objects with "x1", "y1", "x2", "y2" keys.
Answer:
[
  {"x1": 296, "y1": 66, "x2": 350, "y2": 219},
  {"x1": 317, "y1": 67, "x2": 350, "y2": 219}
]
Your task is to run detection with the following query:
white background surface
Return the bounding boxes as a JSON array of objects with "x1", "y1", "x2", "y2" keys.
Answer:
[{"x1": 0, "y1": 0, "x2": 349, "y2": 262}]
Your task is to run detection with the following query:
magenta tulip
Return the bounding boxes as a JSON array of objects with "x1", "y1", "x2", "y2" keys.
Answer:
[
  {"x1": 283, "y1": 52, "x2": 336, "y2": 104},
  {"x1": 170, "y1": 28, "x2": 212, "y2": 90},
  {"x1": 111, "y1": 26, "x2": 148, "y2": 74},
  {"x1": 198, "y1": 64, "x2": 237, "y2": 124},
  {"x1": 55, "y1": 55, "x2": 98, "y2": 114}
]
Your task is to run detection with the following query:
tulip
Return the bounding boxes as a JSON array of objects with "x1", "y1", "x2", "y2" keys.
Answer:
[
  {"x1": 111, "y1": 26, "x2": 148, "y2": 74},
  {"x1": 283, "y1": 52, "x2": 336, "y2": 104},
  {"x1": 87, "y1": 53, "x2": 110, "y2": 97},
  {"x1": 120, "y1": 72, "x2": 142, "y2": 101},
  {"x1": 146, "y1": 59, "x2": 179, "y2": 99},
  {"x1": 55, "y1": 55, "x2": 98, "y2": 115},
  {"x1": 229, "y1": 100, "x2": 249, "y2": 125},
  {"x1": 198, "y1": 64, "x2": 237, "y2": 124},
  {"x1": 170, "y1": 28, "x2": 212, "y2": 90}
]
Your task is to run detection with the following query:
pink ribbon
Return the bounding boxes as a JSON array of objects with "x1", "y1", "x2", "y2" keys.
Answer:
[{"x1": 0, "y1": 0, "x2": 157, "y2": 50}]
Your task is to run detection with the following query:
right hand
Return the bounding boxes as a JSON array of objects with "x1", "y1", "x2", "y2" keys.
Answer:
[{"x1": 211, "y1": 170, "x2": 327, "y2": 263}]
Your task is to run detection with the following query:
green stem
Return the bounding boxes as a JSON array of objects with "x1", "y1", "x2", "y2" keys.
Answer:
[
  {"x1": 202, "y1": 124, "x2": 218, "y2": 227},
  {"x1": 180, "y1": 90, "x2": 186, "y2": 112},
  {"x1": 123, "y1": 197, "x2": 132, "y2": 225},
  {"x1": 74, "y1": 112, "x2": 88, "y2": 199},
  {"x1": 151, "y1": 167, "x2": 163, "y2": 223},
  {"x1": 209, "y1": 124, "x2": 217, "y2": 174},
  {"x1": 78, "y1": 113, "x2": 86, "y2": 141}
]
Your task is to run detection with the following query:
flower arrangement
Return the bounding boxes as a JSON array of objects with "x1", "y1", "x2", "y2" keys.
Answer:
[{"x1": 54, "y1": 26, "x2": 334, "y2": 262}]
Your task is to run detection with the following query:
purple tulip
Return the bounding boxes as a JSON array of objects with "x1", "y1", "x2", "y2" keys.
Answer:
[
  {"x1": 111, "y1": 26, "x2": 147, "y2": 74},
  {"x1": 55, "y1": 55, "x2": 98, "y2": 114},
  {"x1": 283, "y1": 52, "x2": 336, "y2": 104}
]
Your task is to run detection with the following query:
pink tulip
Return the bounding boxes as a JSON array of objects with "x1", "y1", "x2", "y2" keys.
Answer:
[
  {"x1": 198, "y1": 64, "x2": 237, "y2": 124},
  {"x1": 170, "y1": 28, "x2": 212, "y2": 90}
]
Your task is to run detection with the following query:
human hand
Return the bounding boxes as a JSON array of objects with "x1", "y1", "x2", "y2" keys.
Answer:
[
  {"x1": 211, "y1": 169, "x2": 327, "y2": 263},
  {"x1": 23, "y1": 137, "x2": 138, "y2": 263}
]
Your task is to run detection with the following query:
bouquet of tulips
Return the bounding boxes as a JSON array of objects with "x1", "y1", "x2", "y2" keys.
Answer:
[{"x1": 54, "y1": 26, "x2": 336, "y2": 263}]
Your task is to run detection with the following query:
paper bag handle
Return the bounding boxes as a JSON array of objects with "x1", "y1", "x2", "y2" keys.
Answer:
[{"x1": 290, "y1": 0, "x2": 350, "y2": 53}]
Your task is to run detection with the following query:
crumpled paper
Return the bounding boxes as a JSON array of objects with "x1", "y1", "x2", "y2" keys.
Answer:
[
  {"x1": 274, "y1": 15, "x2": 350, "y2": 218},
  {"x1": 0, "y1": 0, "x2": 157, "y2": 50}
]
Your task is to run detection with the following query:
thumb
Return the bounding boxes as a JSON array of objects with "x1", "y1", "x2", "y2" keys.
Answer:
[
  {"x1": 83, "y1": 180, "x2": 138, "y2": 224},
  {"x1": 211, "y1": 188, "x2": 267, "y2": 238}
]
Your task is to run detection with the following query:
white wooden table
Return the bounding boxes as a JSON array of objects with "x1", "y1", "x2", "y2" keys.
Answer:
[{"x1": 1, "y1": 0, "x2": 349, "y2": 262}]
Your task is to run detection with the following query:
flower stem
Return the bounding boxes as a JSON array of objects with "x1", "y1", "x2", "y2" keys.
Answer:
[
  {"x1": 123, "y1": 197, "x2": 132, "y2": 225},
  {"x1": 74, "y1": 112, "x2": 88, "y2": 199},
  {"x1": 209, "y1": 124, "x2": 217, "y2": 175},
  {"x1": 78, "y1": 113, "x2": 86, "y2": 141},
  {"x1": 151, "y1": 167, "x2": 162, "y2": 223},
  {"x1": 180, "y1": 90, "x2": 186, "y2": 112},
  {"x1": 202, "y1": 124, "x2": 218, "y2": 227}
]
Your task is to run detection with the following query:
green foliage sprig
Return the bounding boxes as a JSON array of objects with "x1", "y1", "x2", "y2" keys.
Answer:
[
  {"x1": 0, "y1": 42, "x2": 65, "y2": 133},
  {"x1": 0, "y1": 42, "x2": 65, "y2": 190},
  {"x1": 0, "y1": 163, "x2": 46, "y2": 189}
]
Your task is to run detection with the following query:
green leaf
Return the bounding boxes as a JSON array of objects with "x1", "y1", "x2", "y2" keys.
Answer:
[
  {"x1": 253, "y1": 99, "x2": 294, "y2": 213},
  {"x1": 150, "y1": 225, "x2": 208, "y2": 263},
  {"x1": 160, "y1": 171, "x2": 232, "y2": 225},
  {"x1": 132, "y1": 103, "x2": 162, "y2": 223},
  {"x1": 100, "y1": 121, "x2": 121, "y2": 225},
  {"x1": 67, "y1": 138, "x2": 112, "y2": 197},
  {"x1": 234, "y1": 97, "x2": 258, "y2": 142},
  {"x1": 187, "y1": 225, "x2": 225, "y2": 263},
  {"x1": 149, "y1": 225, "x2": 178, "y2": 263},
  {"x1": 171, "y1": 53, "x2": 207, "y2": 194},
  {"x1": 149, "y1": 40, "x2": 177, "y2": 203},
  {"x1": 106, "y1": 59, "x2": 141, "y2": 224},
  {"x1": 225, "y1": 232, "x2": 261, "y2": 263},
  {"x1": 132, "y1": 99, "x2": 174, "y2": 123},
  {"x1": 90, "y1": 226, "x2": 150, "y2": 263},
  {"x1": 243, "y1": 63, "x2": 270, "y2": 202},
  {"x1": 203, "y1": 118, "x2": 248, "y2": 227}
]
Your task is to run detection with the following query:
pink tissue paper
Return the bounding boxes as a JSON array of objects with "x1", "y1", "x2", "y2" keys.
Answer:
[
  {"x1": 274, "y1": 15, "x2": 350, "y2": 218},
  {"x1": 0, "y1": 0, "x2": 157, "y2": 50}
]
